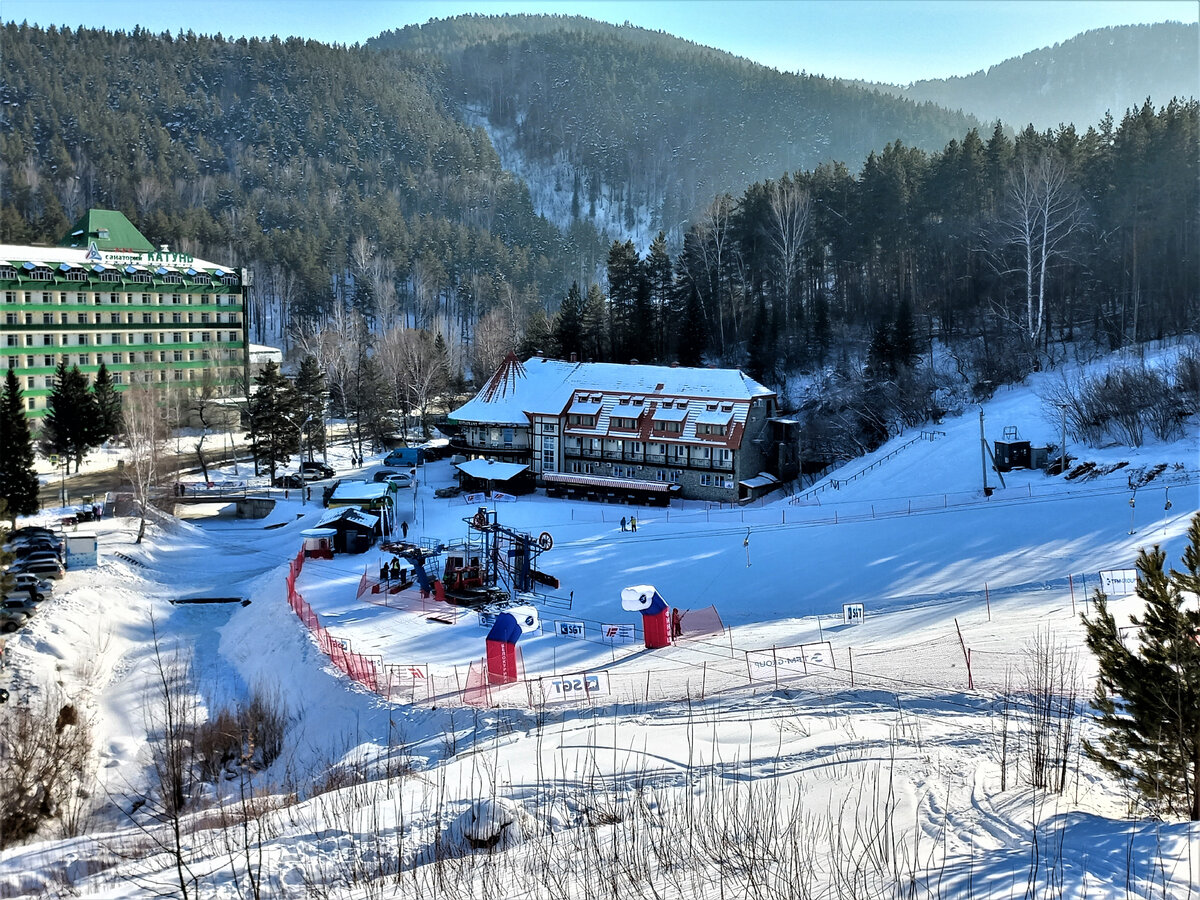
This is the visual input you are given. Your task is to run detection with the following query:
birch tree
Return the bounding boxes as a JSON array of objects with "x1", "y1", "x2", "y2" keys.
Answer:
[
  {"x1": 122, "y1": 378, "x2": 167, "y2": 543},
  {"x1": 764, "y1": 174, "x2": 811, "y2": 326},
  {"x1": 998, "y1": 151, "x2": 1084, "y2": 347}
]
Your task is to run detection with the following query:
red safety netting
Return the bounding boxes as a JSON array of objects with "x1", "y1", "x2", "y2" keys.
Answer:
[
  {"x1": 285, "y1": 549, "x2": 380, "y2": 693},
  {"x1": 678, "y1": 605, "x2": 724, "y2": 639}
]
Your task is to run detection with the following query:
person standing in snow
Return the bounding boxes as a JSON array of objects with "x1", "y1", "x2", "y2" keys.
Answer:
[
  {"x1": 401, "y1": 520, "x2": 409, "y2": 539},
  {"x1": 671, "y1": 607, "x2": 683, "y2": 638},
  {"x1": 630, "y1": 515, "x2": 637, "y2": 532},
  {"x1": 620, "y1": 516, "x2": 627, "y2": 532}
]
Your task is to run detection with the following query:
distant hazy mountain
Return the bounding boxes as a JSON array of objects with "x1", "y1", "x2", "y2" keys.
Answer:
[
  {"x1": 858, "y1": 23, "x2": 1197, "y2": 130},
  {"x1": 371, "y1": 14, "x2": 979, "y2": 248}
]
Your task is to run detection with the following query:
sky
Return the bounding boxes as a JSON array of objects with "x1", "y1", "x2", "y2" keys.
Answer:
[{"x1": 4, "y1": 0, "x2": 1195, "y2": 84}]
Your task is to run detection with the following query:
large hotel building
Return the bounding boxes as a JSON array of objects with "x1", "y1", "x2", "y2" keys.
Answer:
[{"x1": 1, "y1": 209, "x2": 246, "y2": 419}]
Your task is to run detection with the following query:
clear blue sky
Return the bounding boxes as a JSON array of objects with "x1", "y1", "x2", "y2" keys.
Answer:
[{"x1": 5, "y1": 0, "x2": 1195, "y2": 83}]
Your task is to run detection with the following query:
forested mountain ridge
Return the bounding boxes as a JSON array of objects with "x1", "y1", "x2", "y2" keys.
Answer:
[
  {"x1": 859, "y1": 23, "x2": 1198, "y2": 132},
  {"x1": 370, "y1": 14, "x2": 981, "y2": 248},
  {"x1": 0, "y1": 23, "x2": 603, "y2": 345}
]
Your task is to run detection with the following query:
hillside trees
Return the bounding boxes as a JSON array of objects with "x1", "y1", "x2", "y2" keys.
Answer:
[{"x1": 1083, "y1": 513, "x2": 1200, "y2": 820}]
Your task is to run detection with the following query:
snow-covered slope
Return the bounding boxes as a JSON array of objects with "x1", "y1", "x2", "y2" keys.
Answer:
[{"x1": 1, "y1": 345, "x2": 1197, "y2": 898}]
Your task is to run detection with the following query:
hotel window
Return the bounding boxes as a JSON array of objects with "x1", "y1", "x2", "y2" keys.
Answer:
[
  {"x1": 172, "y1": 333, "x2": 183, "y2": 343},
  {"x1": 3, "y1": 292, "x2": 14, "y2": 303},
  {"x1": 3, "y1": 312, "x2": 15, "y2": 325},
  {"x1": 4, "y1": 334, "x2": 16, "y2": 347}
]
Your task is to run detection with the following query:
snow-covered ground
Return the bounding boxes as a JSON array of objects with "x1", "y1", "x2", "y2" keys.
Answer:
[{"x1": 1, "y1": 347, "x2": 1197, "y2": 898}]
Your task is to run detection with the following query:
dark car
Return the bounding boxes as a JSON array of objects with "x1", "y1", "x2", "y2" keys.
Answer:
[
  {"x1": 299, "y1": 461, "x2": 336, "y2": 480},
  {"x1": 11, "y1": 542, "x2": 62, "y2": 560},
  {"x1": 273, "y1": 473, "x2": 306, "y2": 489}
]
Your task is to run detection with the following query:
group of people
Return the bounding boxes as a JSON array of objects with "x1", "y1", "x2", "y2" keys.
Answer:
[
  {"x1": 619, "y1": 515, "x2": 638, "y2": 532},
  {"x1": 380, "y1": 557, "x2": 405, "y2": 582}
]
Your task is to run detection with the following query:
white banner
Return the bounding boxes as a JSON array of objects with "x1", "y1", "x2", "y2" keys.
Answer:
[
  {"x1": 843, "y1": 603, "x2": 865, "y2": 625},
  {"x1": 491, "y1": 491, "x2": 516, "y2": 502},
  {"x1": 744, "y1": 642, "x2": 834, "y2": 681},
  {"x1": 464, "y1": 492, "x2": 485, "y2": 504},
  {"x1": 1099, "y1": 568, "x2": 1138, "y2": 596},
  {"x1": 601, "y1": 623, "x2": 636, "y2": 644},
  {"x1": 538, "y1": 671, "x2": 611, "y2": 703},
  {"x1": 555, "y1": 620, "x2": 586, "y2": 639}
]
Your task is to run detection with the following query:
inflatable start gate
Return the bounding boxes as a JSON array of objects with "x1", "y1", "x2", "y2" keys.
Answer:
[
  {"x1": 485, "y1": 605, "x2": 540, "y2": 684},
  {"x1": 621, "y1": 585, "x2": 671, "y2": 649}
]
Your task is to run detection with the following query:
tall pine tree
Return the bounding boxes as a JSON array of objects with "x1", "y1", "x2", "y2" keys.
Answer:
[
  {"x1": 42, "y1": 362, "x2": 102, "y2": 473},
  {"x1": 1083, "y1": 512, "x2": 1200, "y2": 820},
  {"x1": 247, "y1": 361, "x2": 302, "y2": 482},
  {"x1": 553, "y1": 281, "x2": 585, "y2": 362},
  {"x1": 92, "y1": 362, "x2": 123, "y2": 443},
  {"x1": 294, "y1": 355, "x2": 327, "y2": 460},
  {"x1": 0, "y1": 368, "x2": 40, "y2": 521}
]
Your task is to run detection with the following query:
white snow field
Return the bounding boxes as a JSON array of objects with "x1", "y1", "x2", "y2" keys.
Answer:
[{"x1": 1, "y1": 346, "x2": 1197, "y2": 898}]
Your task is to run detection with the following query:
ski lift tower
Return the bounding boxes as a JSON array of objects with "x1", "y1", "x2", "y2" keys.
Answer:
[{"x1": 463, "y1": 506, "x2": 556, "y2": 598}]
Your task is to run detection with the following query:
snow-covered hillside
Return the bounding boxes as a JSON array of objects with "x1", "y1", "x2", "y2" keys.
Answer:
[{"x1": 1, "y1": 346, "x2": 1197, "y2": 898}]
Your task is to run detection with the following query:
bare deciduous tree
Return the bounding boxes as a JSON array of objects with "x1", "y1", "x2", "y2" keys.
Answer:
[
  {"x1": 122, "y1": 377, "x2": 168, "y2": 543},
  {"x1": 763, "y1": 175, "x2": 811, "y2": 326},
  {"x1": 996, "y1": 151, "x2": 1084, "y2": 347}
]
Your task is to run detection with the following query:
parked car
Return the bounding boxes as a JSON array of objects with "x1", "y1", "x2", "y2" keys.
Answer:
[
  {"x1": 8, "y1": 540, "x2": 62, "y2": 554},
  {"x1": 11, "y1": 541, "x2": 62, "y2": 559},
  {"x1": 1, "y1": 607, "x2": 32, "y2": 633},
  {"x1": 385, "y1": 473, "x2": 413, "y2": 488},
  {"x1": 9, "y1": 573, "x2": 53, "y2": 602},
  {"x1": 273, "y1": 473, "x2": 306, "y2": 489},
  {"x1": 8, "y1": 527, "x2": 57, "y2": 542},
  {"x1": 9, "y1": 559, "x2": 65, "y2": 580},
  {"x1": 372, "y1": 468, "x2": 402, "y2": 483},
  {"x1": 299, "y1": 461, "x2": 336, "y2": 480},
  {"x1": 14, "y1": 551, "x2": 63, "y2": 569}
]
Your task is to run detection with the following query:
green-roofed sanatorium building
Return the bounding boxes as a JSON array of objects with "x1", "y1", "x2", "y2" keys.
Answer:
[{"x1": 1, "y1": 210, "x2": 247, "y2": 419}]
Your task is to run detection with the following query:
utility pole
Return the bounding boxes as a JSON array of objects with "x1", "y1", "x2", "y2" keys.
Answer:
[
  {"x1": 979, "y1": 408, "x2": 990, "y2": 496},
  {"x1": 1058, "y1": 403, "x2": 1068, "y2": 474}
]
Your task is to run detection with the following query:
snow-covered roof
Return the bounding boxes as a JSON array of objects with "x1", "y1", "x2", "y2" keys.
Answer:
[
  {"x1": 739, "y1": 472, "x2": 781, "y2": 489},
  {"x1": 329, "y1": 481, "x2": 390, "y2": 502},
  {"x1": 568, "y1": 401, "x2": 604, "y2": 417},
  {"x1": 317, "y1": 507, "x2": 380, "y2": 529},
  {"x1": 695, "y1": 409, "x2": 735, "y2": 427},
  {"x1": 450, "y1": 357, "x2": 773, "y2": 426},
  {"x1": 542, "y1": 471, "x2": 677, "y2": 493},
  {"x1": 0, "y1": 243, "x2": 232, "y2": 273},
  {"x1": 651, "y1": 406, "x2": 689, "y2": 422},
  {"x1": 455, "y1": 460, "x2": 530, "y2": 481}
]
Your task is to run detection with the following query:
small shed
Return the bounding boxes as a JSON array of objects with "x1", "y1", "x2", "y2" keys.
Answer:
[
  {"x1": 300, "y1": 528, "x2": 336, "y2": 560},
  {"x1": 738, "y1": 472, "x2": 782, "y2": 503},
  {"x1": 994, "y1": 440, "x2": 1032, "y2": 472},
  {"x1": 317, "y1": 507, "x2": 380, "y2": 553},
  {"x1": 455, "y1": 459, "x2": 535, "y2": 495}
]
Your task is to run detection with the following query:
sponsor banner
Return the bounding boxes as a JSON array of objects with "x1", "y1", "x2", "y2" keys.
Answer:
[
  {"x1": 744, "y1": 642, "x2": 832, "y2": 681},
  {"x1": 478, "y1": 610, "x2": 498, "y2": 628},
  {"x1": 538, "y1": 671, "x2": 611, "y2": 703},
  {"x1": 555, "y1": 620, "x2": 586, "y2": 639},
  {"x1": 1099, "y1": 568, "x2": 1138, "y2": 596},
  {"x1": 491, "y1": 491, "x2": 516, "y2": 502},
  {"x1": 843, "y1": 603, "x2": 865, "y2": 625},
  {"x1": 464, "y1": 492, "x2": 485, "y2": 504},
  {"x1": 601, "y1": 623, "x2": 636, "y2": 644},
  {"x1": 390, "y1": 664, "x2": 428, "y2": 680}
]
